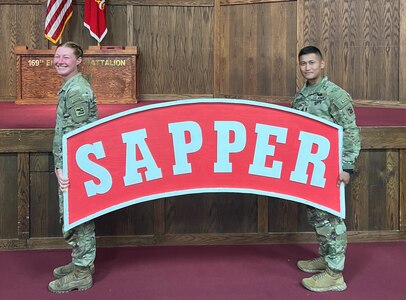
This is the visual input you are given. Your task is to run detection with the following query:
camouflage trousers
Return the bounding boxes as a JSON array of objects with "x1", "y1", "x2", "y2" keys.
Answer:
[
  {"x1": 307, "y1": 206, "x2": 347, "y2": 271},
  {"x1": 59, "y1": 190, "x2": 96, "y2": 267}
]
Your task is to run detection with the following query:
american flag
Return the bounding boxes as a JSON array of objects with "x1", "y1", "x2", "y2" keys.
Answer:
[{"x1": 44, "y1": 0, "x2": 73, "y2": 44}]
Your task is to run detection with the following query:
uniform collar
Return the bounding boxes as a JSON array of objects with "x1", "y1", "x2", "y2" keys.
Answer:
[
  {"x1": 57, "y1": 73, "x2": 82, "y2": 95},
  {"x1": 300, "y1": 76, "x2": 328, "y2": 96}
]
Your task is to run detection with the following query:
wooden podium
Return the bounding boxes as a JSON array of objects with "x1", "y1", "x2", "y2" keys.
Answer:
[{"x1": 15, "y1": 46, "x2": 138, "y2": 104}]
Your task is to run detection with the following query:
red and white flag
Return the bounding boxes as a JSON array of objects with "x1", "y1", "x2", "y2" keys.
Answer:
[
  {"x1": 45, "y1": 0, "x2": 73, "y2": 44},
  {"x1": 84, "y1": 0, "x2": 107, "y2": 43}
]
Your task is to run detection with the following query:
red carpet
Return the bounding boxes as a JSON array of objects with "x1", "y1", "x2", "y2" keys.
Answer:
[
  {"x1": 1, "y1": 242, "x2": 405, "y2": 299},
  {"x1": 0, "y1": 102, "x2": 405, "y2": 129}
]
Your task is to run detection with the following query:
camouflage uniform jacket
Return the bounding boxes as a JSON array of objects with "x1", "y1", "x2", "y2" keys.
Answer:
[
  {"x1": 53, "y1": 73, "x2": 98, "y2": 169},
  {"x1": 292, "y1": 76, "x2": 360, "y2": 171}
]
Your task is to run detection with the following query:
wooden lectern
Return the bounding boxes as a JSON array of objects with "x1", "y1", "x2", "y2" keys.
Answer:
[{"x1": 15, "y1": 46, "x2": 138, "y2": 104}]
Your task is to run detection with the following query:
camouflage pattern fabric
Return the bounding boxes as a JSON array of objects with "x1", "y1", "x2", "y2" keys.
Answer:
[
  {"x1": 307, "y1": 207, "x2": 347, "y2": 271},
  {"x1": 292, "y1": 76, "x2": 361, "y2": 271},
  {"x1": 53, "y1": 73, "x2": 98, "y2": 169},
  {"x1": 53, "y1": 73, "x2": 98, "y2": 267},
  {"x1": 58, "y1": 190, "x2": 96, "y2": 267},
  {"x1": 292, "y1": 76, "x2": 360, "y2": 170}
]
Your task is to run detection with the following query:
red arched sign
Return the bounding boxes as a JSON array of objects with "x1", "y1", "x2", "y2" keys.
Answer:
[{"x1": 62, "y1": 99, "x2": 344, "y2": 230}]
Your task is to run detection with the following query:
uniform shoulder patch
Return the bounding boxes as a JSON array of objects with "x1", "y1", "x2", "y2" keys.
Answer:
[
  {"x1": 74, "y1": 105, "x2": 87, "y2": 118},
  {"x1": 66, "y1": 89, "x2": 83, "y2": 108},
  {"x1": 331, "y1": 91, "x2": 352, "y2": 110}
]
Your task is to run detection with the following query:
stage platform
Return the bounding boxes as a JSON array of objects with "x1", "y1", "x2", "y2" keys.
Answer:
[{"x1": 0, "y1": 101, "x2": 405, "y2": 129}]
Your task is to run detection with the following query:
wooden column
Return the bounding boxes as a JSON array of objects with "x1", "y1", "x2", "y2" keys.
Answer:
[
  {"x1": 17, "y1": 153, "x2": 30, "y2": 243},
  {"x1": 127, "y1": 4, "x2": 134, "y2": 46},
  {"x1": 400, "y1": 0, "x2": 406, "y2": 103},
  {"x1": 154, "y1": 199, "x2": 166, "y2": 235},
  {"x1": 213, "y1": 0, "x2": 221, "y2": 97},
  {"x1": 295, "y1": 0, "x2": 305, "y2": 91},
  {"x1": 400, "y1": 150, "x2": 406, "y2": 231},
  {"x1": 257, "y1": 196, "x2": 269, "y2": 234}
]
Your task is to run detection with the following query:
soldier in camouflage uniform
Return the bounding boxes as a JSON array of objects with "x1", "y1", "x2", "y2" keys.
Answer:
[
  {"x1": 292, "y1": 46, "x2": 360, "y2": 292},
  {"x1": 48, "y1": 42, "x2": 98, "y2": 293}
]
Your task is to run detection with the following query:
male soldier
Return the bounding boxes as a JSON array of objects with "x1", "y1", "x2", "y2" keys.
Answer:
[
  {"x1": 48, "y1": 41, "x2": 98, "y2": 293},
  {"x1": 292, "y1": 46, "x2": 360, "y2": 292}
]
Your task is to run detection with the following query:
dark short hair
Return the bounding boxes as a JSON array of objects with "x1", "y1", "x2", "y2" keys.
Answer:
[
  {"x1": 56, "y1": 41, "x2": 83, "y2": 58},
  {"x1": 298, "y1": 46, "x2": 323, "y2": 59}
]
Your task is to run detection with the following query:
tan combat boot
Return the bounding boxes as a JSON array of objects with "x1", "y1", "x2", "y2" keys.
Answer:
[
  {"x1": 48, "y1": 265, "x2": 93, "y2": 293},
  {"x1": 297, "y1": 257, "x2": 327, "y2": 273},
  {"x1": 53, "y1": 262, "x2": 95, "y2": 278},
  {"x1": 301, "y1": 267, "x2": 347, "y2": 292}
]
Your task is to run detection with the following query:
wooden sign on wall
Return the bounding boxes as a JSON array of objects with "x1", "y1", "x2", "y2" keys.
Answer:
[{"x1": 15, "y1": 46, "x2": 138, "y2": 104}]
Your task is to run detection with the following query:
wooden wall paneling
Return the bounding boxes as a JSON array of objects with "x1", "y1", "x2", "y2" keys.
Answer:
[
  {"x1": 359, "y1": 0, "x2": 399, "y2": 101},
  {"x1": 0, "y1": 3, "x2": 48, "y2": 100},
  {"x1": 268, "y1": 197, "x2": 300, "y2": 233},
  {"x1": 214, "y1": 0, "x2": 221, "y2": 96},
  {"x1": 256, "y1": 4, "x2": 272, "y2": 96},
  {"x1": 0, "y1": 1, "x2": 43, "y2": 4},
  {"x1": 175, "y1": 5, "x2": 213, "y2": 93},
  {"x1": 17, "y1": 153, "x2": 29, "y2": 241},
  {"x1": 226, "y1": 5, "x2": 244, "y2": 95},
  {"x1": 0, "y1": 5, "x2": 16, "y2": 99},
  {"x1": 29, "y1": 170, "x2": 60, "y2": 237},
  {"x1": 381, "y1": 1, "x2": 400, "y2": 101},
  {"x1": 295, "y1": 202, "x2": 311, "y2": 232},
  {"x1": 0, "y1": 1, "x2": 212, "y2": 6},
  {"x1": 257, "y1": 195, "x2": 268, "y2": 233},
  {"x1": 295, "y1": 0, "x2": 305, "y2": 90},
  {"x1": 347, "y1": 151, "x2": 370, "y2": 231},
  {"x1": 29, "y1": 153, "x2": 54, "y2": 172},
  {"x1": 0, "y1": 153, "x2": 18, "y2": 239},
  {"x1": 400, "y1": 150, "x2": 406, "y2": 231},
  {"x1": 366, "y1": 150, "x2": 385, "y2": 230},
  {"x1": 134, "y1": 5, "x2": 160, "y2": 94},
  {"x1": 334, "y1": 0, "x2": 349, "y2": 91},
  {"x1": 344, "y1": 180, "x2": 353, "y2": 227},
  {"x1": 299, "y1": 0, "x2": 399, "y2": 103},
  {"x1": 169, "y1": 6, "x2": 184, "y2": 93},
  {"x1": 320, "y1": 0, "x2": 363, "y2": 97},
  {"x1": 367, "y1": 150, "x2": 391, "y2": 230},
  {"x1": 165, "y1": 193, "x2": 257, "y2": 234},
  {"x1": 219, "y1": 4, "x2": 231, "y2": 95},
  {"x1": 218, "y1": 2, "x2": 304, "y2": 98},
  {"x1": 360, "y1": 127, "x2": 406, "y2": 149},
  {"x1": 344, "y1": 0, "x2": 364, "y2": 100},
  {"x1": 28, "y1": 153, "x2": 155, "y2": 237},
  {"x1": 221, "y1": 1, "x2": 296, "y2": 98},
  {"x1": 166, "y1": 194, "x2": 212, "y2": 234},
  {"x1": 29, "y1": 153, "x2": 60, "y2": 237},
  {"x1": 15, "y1": 3, "x2": 48, "y2": 50},
  {"x1": 103, "y1": 4, "x2": 128, "y2": 46},
  {"x1": 269, "y1": 2, "x2": 296, "y2": 97},
  {"x1": 267, "y1": 198, "x2": 312, "y2": 233},
  {"x1": 62, "y1": 4, "x2": 91, "y2": 47},
  {"x1": 198, "y1": 6, "x2": 214, "y2": 93},
  {"x1": 257, "y1": 3, "x2": 281, "y2": 96},
  {"x1": 242, "y1": 4, "x2": 257, "y2": 95},
  {"x1": 127, "y1": 4, "x2": 134, "y2": 46},
  {"x1": 133, "y1": 5, "x2": 213, "y2": 96},
  {"x1": 385, "y1": 150, "x2": 400, "y2": 229},
  {"x1": 0, "y1": 130, "x2": 54, "y2": 153},
  {"x1": 95, "y1": 202, "x2": 154, "y2": 236},
  {"x1": 71, "y1": 0, "x2": 213, "y2": 6},
  {"x1": 400, "y1": 0, "x2": 406, "y2": 103},
  {"x1": 154, "y1": 199, "x2": 166, "y2": 235}
]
